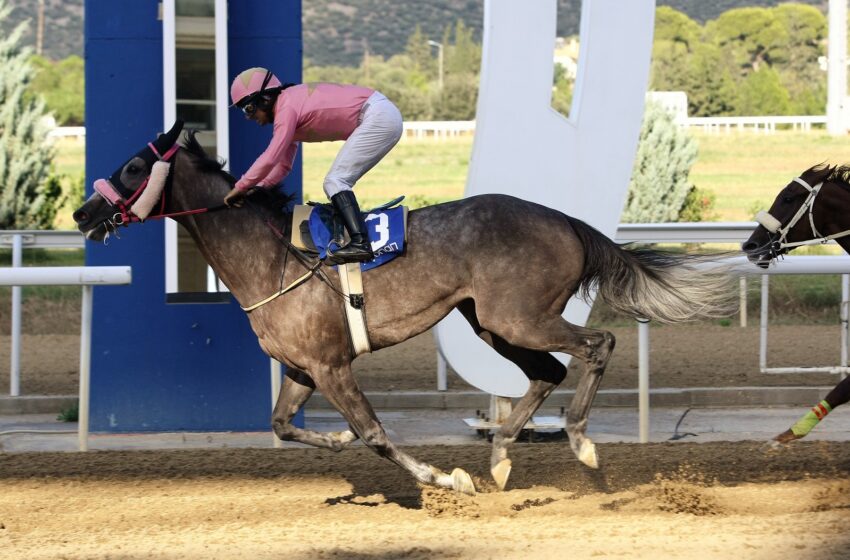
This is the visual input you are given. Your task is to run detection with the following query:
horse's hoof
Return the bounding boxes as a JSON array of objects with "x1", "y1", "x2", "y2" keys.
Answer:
[
  {"x1": 773, "y1": 429, "x2": 800, "y2": 444},
  {"x1": 765, "y1": 440, "x2": 783, "y2": 452},
  {"x1": 491, "y1": 459, "x2": 512, "y2": 491},
  {"x1": 451, "y1": 468, "x2": 476, "y2": 495},
  {"x1": 578, "y1": 439, "x2": 599, "y2": 469}
]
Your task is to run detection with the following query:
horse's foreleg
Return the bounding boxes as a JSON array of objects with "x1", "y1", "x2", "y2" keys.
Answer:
[
  {"x1": 774, "y1": 375, "x2": 850, "y2": 443},
  {"x1": 315, "y1": 365, "x2": 476, "y2": 495},
  {"x1": 272, "y1": 368, "x2": 359, "y2": 451}
]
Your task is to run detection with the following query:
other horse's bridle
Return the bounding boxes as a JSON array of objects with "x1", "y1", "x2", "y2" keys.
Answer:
[{"x1": 755, "y1": 176, "x2": 850, "y2": 257}]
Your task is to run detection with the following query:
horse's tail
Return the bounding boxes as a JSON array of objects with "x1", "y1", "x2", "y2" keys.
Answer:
[{"x1": 567, "y1": 217, "x2": 737, "y2": 323}]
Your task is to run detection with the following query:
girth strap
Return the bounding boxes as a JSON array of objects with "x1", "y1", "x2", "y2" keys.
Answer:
[{"x1": 338, "y1": 262, "x2": 372, "y2": 355}]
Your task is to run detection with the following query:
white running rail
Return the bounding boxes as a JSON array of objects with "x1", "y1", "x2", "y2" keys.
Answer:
[{"x1": 0, "y1": 265, "x2": 132, "y2": 451}]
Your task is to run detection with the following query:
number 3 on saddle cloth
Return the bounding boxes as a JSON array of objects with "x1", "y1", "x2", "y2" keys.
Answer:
[{"x1": 294, "y1": 196, "x2": 407, "y2": 271}]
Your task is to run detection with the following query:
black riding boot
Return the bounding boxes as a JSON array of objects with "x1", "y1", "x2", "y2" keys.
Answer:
[{"x1": 328, "y1": 190, "x2": 374, "y2": 263}]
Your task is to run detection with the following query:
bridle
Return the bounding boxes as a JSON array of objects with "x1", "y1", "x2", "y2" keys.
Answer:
[
  {"x1": 755, "y1": 176, "x2": 850, "y2": 256},
  {"x1": 90, "y1": 139, "x2": 337, "y2": 313},
  {"x1": 94, "y1": 143, "x2": 226, "y2": 227}
]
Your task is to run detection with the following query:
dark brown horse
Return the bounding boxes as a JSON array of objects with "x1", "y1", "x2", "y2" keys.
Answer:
[
  {"x1": 743, "y1": 164, "x2": 850, "y2": 442},
  {"x1": 74, "y1": 121, "x2": 735, "y2": 494}
]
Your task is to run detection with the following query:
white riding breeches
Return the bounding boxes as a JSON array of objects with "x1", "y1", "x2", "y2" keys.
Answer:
[{"x1": 323, "y1": 91, "x2": 403, "y2": 198}]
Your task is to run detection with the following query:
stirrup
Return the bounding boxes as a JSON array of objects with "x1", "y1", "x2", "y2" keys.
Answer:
[{"x1": 326, "y1": 242, "x2": 373, "y2": 265}]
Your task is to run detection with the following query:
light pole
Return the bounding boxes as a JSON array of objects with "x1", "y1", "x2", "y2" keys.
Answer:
[{"x1": 428, "y1": 39, "x2": 444, "y2": 90}]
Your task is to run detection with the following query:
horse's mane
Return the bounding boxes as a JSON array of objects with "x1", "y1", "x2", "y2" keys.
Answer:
[
  {"x1": 180, "y1": 129, "x2": 295, "y2": 213},
  {"x1": 826, "y1": 164, "x2": 850, "y2": 190},
  {"x1": 799, "y1": 162, "x2": 850, "y2": 191}
]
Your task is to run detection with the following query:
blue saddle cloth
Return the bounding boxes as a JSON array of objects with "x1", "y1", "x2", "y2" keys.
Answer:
[{"x1": 308, "y1": 205, "x2": 405, "y2": 271}]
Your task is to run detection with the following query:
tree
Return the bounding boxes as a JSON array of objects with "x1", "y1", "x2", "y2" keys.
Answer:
[
  {"x1": 773, "y1": 4, "x2": 826, "y2": 115},
  {"x1": 622, "y1": 102, "x2": 699, "y2": 223},
  {"x1": 736, "y1": 66, "x2": 791, "y2": 116},
  {"x1": 653, "y1": 6, "x2": 701, "y2": 50},
  {"x1": 551, "y1": 62, "x2": 573, "y2": 119},
  {"x1": 29, "y1": 54, "x2": 85, "y2": 125},
  {"x1": 0, "y1": 0, "x2": 59, "y2": 229},
  {"x1": 706, "y1": 8, "x2": 787, "y2": 74},
  {"x1": 404, "y1": 25, "x2": 436, "y2": 79},
  {"x1": 442, "y1": 20, "x2": 480, "y2": 78},
  {"x1": 686, "y1": 43, "x2": 737, "y2": 116}
]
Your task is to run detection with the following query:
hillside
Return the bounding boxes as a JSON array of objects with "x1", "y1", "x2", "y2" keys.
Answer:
[
  {"x1": 304, "y1": 0, "x2": 827, "y2": 66},
  {"x1": 0, "y1": 0, "x2": 828, "y2": 66},
  {"x1": 1, "y1": 0, "x2": 83, "y2": 60}
]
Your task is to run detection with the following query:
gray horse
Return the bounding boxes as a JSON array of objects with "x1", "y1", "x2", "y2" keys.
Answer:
[{"x1": 74, "y1": 122, "x2": 735, "y2": 494}]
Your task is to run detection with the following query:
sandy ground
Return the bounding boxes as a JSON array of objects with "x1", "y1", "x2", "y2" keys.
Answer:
[
  {"x1": 2, "y1": 324, "x2": 846, "y2": 395},
  {"x1": 0, "y1": 441, "x2": 848, "y2": 559}
]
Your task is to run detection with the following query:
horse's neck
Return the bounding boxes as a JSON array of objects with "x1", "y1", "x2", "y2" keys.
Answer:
[
  {"x1": 170, "y1": 168, "x2": 289, "y2": 305},
  {"x1": 821, "y1": 181, "x2": 850, "y2": 241}
]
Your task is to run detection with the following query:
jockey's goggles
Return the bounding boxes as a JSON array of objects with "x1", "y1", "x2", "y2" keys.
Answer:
[{"x1": 239, "y1": 98, "x2": 260, "y2": 117}]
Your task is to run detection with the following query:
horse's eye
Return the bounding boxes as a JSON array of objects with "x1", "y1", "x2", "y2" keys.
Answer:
[
  {"x1": 782, "y1": 196, "x2": 793, "y2": 203},
  {"x1": 127, "y1": 164, "x2": 141, "y2": 174}
]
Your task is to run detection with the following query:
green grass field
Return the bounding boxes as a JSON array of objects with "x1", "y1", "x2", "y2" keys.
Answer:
[
  {"x1": 301, "y1": 137, "x2": 471, "y2": 208},
  {"x1": 59, "y1": 129, "x2": 850, "y2": 222},
  {"x1": 52, "y1": 137, "x2": 85, "y2": 178},
  {"x1": 690, "y1": 130, "x2": 850, "y2": 222},
  {"x1": 302, "y1": 129, "x2": 850, "y2": 220}
]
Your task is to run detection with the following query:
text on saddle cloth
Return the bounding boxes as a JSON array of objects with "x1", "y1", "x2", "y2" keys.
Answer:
[{"x1": 298, "y1": 203, "x2": 407, "y2": 271}]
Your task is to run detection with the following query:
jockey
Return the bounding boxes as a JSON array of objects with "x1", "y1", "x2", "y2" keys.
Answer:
[{"x1": 225, "y1": 67, "x2": 403, "y2": 263}]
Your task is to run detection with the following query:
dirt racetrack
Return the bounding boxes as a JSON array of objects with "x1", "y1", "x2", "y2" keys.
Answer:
[{"x1": 1, "y1": 441, "x2": 850, "y2": 559}]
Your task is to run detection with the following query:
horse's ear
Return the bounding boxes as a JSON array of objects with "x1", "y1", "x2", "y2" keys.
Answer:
[
  {"x1": 163, "y1": 119, "x2": 184, "y2": 146},
  {"x1": 152, "y1": 120, "x2": 185, "y2": 154}
]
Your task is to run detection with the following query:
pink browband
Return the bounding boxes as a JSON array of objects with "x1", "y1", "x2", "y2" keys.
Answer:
[{"x1": 149, "y1": 142, "x2": 180, "y2": 161}]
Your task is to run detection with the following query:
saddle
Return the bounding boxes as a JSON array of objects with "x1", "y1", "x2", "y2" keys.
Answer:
[
  {"x1": 291, "y1": 195, "x2": 407, "y2": 258},
  {"x1": 290, "y1": 196, "x2": 408, "y2": 357}
]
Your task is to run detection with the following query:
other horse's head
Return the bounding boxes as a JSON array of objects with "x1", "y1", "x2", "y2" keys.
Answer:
[{"x1": 742, "y1": 164, "x2": 850, "y2": 267}]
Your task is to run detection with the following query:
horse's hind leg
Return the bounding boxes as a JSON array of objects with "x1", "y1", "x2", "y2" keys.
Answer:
[
  {"x1": 482, "y1": 314, "x2": 615, "y2": 470},
  {"x1": 457, "y1": 301, "x2": 565, "y2": 489},
  {"x1": 272, "y1": 368, "x2": 359, "y2": 451},
  {"x1": 314, "y1": 364, "x2": 476, "y2": 495},
  {"x1": 561, "y1": 323, "x2": 615, "y2": 469},
  {"x1": 491, "y1": 373, "x2": 561, "y2": 490}
]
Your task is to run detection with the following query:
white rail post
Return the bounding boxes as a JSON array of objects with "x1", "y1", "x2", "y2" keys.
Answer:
[
  {"x1": 435, "y1": 328, "x2": 447, "y2": 391},
  {"x1": 759, "y1": 275, "x2": 769, "y2": 371},
  {"x1": 270, "y1": 359, "x2": 283, "y2": 448},
  {"x1": 739, "y1": 276, "x2": 747, "y2": 327},
  {"x1": 842, "y1": 274, "x2": 849, "y2": 380},
  {"x1": 78, "y1": 284, "x2": 92, "y2": 452},
  {"x1": 637, "y1": 318, "x2": 650, "y2": 443},
  {"x1": 10, "y1": 233, "x2": 22, "y2": 396}
]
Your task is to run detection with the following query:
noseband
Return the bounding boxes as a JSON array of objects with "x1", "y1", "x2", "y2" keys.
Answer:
[
  {"x1": 755, "y1": 176, "x2": 850, "y2": 256},
  {"x1": 94, "y1": 142, "x2": 182, "y2": 225}
]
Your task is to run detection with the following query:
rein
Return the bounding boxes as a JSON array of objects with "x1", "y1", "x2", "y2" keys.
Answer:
[
  {"x1": 757, "y1": 176, "x2": 850, "y2": 252},
  {"x1": 239, "y1": 216, "x2": 344, "y2": 313}
]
